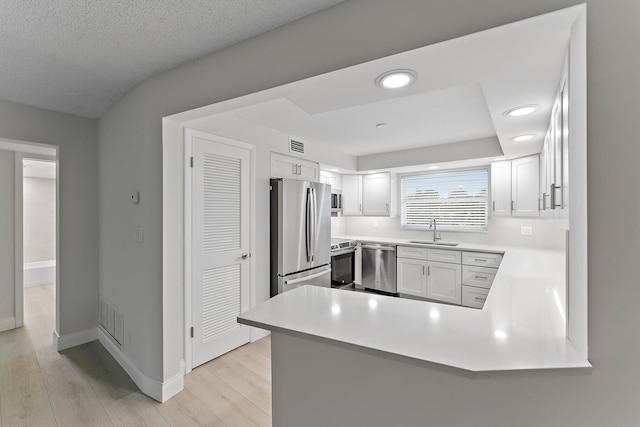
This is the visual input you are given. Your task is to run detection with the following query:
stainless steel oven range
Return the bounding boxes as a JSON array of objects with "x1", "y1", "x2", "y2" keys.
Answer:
[{"x1": 330, "y1": 238, "x2": 357, "y2": 288}]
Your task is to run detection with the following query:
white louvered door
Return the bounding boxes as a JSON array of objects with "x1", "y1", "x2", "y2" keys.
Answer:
[{"x1": 191, "y1": 134, "x2": 251, "y2": 368}]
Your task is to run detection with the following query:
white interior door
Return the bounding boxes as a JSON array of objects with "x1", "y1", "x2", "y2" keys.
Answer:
[{"x1": 191, "y1": 133, "x2": 251, "y2": 368}]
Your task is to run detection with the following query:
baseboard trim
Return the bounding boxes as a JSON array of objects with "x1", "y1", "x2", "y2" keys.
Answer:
[
  {"x1": 53, "y1": 327, "x2": 98, "y2": 351},
  {"x1": 97, "y1": 328, "x2": 184, "y2": 403},
  {"x1": 0, "y1": 317, "x2": 16, "y2": 333}
]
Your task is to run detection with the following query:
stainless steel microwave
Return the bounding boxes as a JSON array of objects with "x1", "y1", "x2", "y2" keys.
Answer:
[{"x1": 331, "y1": 190, "x2": 342, "y2": 213}]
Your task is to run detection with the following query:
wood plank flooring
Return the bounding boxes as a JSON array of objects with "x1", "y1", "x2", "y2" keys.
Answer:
[{"x1": 0, "y1": 284, "x2": 272, "y2": 426}]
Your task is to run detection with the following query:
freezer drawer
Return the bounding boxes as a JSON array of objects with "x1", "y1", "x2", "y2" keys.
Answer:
[{"x1": 277, "y1": 265, "x2": 331, "y2": 295}]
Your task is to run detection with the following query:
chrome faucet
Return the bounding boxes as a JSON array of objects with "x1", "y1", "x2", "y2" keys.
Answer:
[{"x1": 430, "y1": 218, "x2": 441, "y2": 243}]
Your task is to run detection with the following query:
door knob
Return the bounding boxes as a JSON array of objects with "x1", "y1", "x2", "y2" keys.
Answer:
[{"x1": 241, "y1": 253, "x2": 250, "y2": 260}]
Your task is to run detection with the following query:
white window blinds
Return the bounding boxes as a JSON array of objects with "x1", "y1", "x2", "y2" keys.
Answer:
[{"x1": 401, "y1": 169, "x2": 489, "y2": 231}]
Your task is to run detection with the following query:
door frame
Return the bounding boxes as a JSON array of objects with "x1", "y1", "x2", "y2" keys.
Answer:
[
  {"x1": 3, "y1": 139, "x2": 58, "y2": 331},
  {"x1": 183, "y1": 128, "x2": 256, "y2": 373}
]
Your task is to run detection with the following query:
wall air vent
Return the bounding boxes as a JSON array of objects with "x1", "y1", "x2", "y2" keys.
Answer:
[
  {"x1": 289, "y1": 138, "x2": 305, "y2": 154},
  {"x1": 99, "y1": 297, "x2": 124, "y2": 349}
]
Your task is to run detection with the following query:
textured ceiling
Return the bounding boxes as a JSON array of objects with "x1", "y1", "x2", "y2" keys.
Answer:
[{"x1": 0, "y1": 0, "x2": 345, "y2": 118}]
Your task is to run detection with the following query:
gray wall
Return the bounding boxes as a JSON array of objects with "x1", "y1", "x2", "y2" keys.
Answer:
[
  {"x1": 0, "y1": 100, "x2": 98, "y2": 336},
  {"x1": 98, "y1": 0, "x2": 640, "y2": 422},
  {"x1": 0, "y1": 150, "x2": 15, "y2": 322}
]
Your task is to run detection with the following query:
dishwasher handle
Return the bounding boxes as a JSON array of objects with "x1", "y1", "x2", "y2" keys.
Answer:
[{"x1": 361, "y1": 244, "x2": 396, "y2": 251}]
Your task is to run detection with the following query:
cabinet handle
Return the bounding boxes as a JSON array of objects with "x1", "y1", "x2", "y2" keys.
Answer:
[
  {"x1": 423, "y1": 265, "x2": 425, "y2": 275},
  {"x1": 386, "y1": 203, "x2": 389, "y2": 212},
  {"x1": 297, "y1": 164, "x2": 302, "y2": 175},
  {"x1": 359, "y1": 203, "x2": 362, "y2": 213},
  {"x1": 492, "y1": 201, "x2": 495, "y2": 212},
  {"x1": 550, "y1": 183, "x2": 561, "y2": 209},
  {"x1": 428, "y1": 266, "x2": 431, "y2": 276},
  {"x1": 292, "y1": 164, "x2": 297, "y2": 175},
  {"x1": 542, "y1": 193, "x2": 547, "y2": 210},
  {"x1": 474, "y1": 296, "x2": 487, "y2": 301},
  {"x1": 474, "y1": 258, "x2": 488, "y2": 263},
  {"x1": 511, "y1": 200, "x2": 515, "y2": 212},
  {"x1": 475, "y1": 275, "x2": 488, "y2": 280}
]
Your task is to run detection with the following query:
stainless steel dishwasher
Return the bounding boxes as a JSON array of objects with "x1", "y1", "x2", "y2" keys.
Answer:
[{"x1": 361, "y1": 242, "x2": 397, "y2": 294}]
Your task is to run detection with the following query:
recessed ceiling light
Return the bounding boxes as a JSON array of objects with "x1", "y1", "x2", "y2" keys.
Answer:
[
  {"x1": 428, "y1": 165, "x2": 439, "y2": 170},
  {"x1": 512, "y1": 134, "x2": 534, "y2": 142},
  {"x1": 375, "y1": 69, "x2": 417, "y2": 89},
  {"x1": 503, "y1": 105, "x2": 538, "y2": 117}
]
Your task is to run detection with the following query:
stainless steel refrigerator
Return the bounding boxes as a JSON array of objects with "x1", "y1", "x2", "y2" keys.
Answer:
[{"x1": 270, "y1": 178, "x2": 331, "y2": 297}]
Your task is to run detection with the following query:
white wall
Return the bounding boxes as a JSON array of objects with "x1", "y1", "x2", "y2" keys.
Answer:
[
  {"x1": 23, "y1": 177, "x2": 56, "y2": 263},
  {"x1": 98, "y1": 0, "x2": 640, "y2": 422},
  {"x1": 0, "y1": 150, "x2": 15, "y2": 327},
  {"x1": 0, "y1": 100, "x2": 98, "y2": 340}
]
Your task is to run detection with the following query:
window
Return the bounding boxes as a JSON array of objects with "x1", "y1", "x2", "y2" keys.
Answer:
[{"x1": 401, "y1": 168, "x2": 489, "y2": 231}]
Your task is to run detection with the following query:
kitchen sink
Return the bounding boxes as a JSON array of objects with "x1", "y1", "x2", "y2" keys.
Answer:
[{"x1": 408, "y1": 240, "x2": 459, "y2": 246}]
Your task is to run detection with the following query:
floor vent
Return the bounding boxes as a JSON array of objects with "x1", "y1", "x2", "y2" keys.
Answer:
[
  {"x1": 100, "y1": 297, "x2": 124, "y2": 349},
  {"x1": 289, "y1": 138, "x2": 305, "y2": 154}
]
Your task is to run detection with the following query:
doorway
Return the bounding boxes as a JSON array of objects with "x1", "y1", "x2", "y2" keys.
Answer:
[{"x1": 21, "y1": 158, "x2": 57, "y2": 333}]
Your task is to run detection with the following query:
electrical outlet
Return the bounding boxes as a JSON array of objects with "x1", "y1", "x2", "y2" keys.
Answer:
[
  {"x1": 521, "y1": 225, "x2": 533, "y2": 236},
  {"x1": 135, "y1": 226, "x2": 144, "y2": 243}
]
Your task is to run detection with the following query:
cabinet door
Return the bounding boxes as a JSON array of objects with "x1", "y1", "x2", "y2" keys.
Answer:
[
  {"x1": 490, "y1": 161, "x2": 512, "y2": 217},
  {"x1": 397, "y1": 258, "x2": 427, "y2": 297},
  {"x1": 362, "y1": 173, "x2": 390, "y2": 216},
  {"x1": 511, "y1": 155, "x2": 540, "y2": 217},
  {"x1": 271, "y1": 152, "x2": 299, "y2": 179},
  {"x1": 342, "y1": 175, "x2": 362, "y2": 215},
  {"x1": 271, "y1": 152, "x2": 319, "y2": 181},
  {"x1": 426, "y1": 261, "x2": 461, "y2": 305},
  {"x1": 298, "y1": 158, "x2": 319, "y2": 182}
]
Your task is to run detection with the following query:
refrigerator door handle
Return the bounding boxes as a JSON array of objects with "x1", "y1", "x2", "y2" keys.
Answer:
[
  {"x1": 306, "y1": 188, "x2": 312, "y2": 262},
  {"x1": 312, "y1": 187, "x2": 318, "y2": 262}
]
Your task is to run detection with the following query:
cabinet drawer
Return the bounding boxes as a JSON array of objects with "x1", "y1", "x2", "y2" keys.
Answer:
[
  {"x1": 462, "y1": 265, "x2": 497, "y2": 289},
  {"x1": 427, "y1": 249, "x2": 461, "y2": 264},
  {"x1": 462, "y1": 251, "x2": 503, "y2": 268},
  {"x1": 397, "y1": 246, "x2": 428, "y2": 260},
  {"x1": 462, "y1": 285, "x2": 490, "y2": 309}
]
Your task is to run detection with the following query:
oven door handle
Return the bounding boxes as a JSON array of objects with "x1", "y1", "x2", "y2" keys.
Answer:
[{"x1": 331, "y1": 248, "x2": 356, "y2": 256}]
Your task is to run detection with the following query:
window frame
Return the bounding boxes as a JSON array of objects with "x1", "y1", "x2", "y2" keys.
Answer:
[{"x1": 399, "y1": 166, "x2": 490, "y2": 233}]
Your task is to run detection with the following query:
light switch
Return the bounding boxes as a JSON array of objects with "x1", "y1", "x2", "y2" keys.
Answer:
[{"x1": 130, "y1": 191, "x2": 140, "y2": 204}]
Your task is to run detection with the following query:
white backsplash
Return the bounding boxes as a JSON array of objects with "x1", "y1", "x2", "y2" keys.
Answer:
[{"x1": 333, "y1": 216, "x2": 565, "y2": 250}]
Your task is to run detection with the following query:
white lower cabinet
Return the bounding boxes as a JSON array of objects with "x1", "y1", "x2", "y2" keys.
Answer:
[
  {"x1": 397, "y1": 246, "x2": 502, "y2": 309},
  {"x1": 397, "y1": 257, "x2": 427, "y2": 297},
  {"x1": 426, "y1": 261, "x2": 461, "y2": 304},
  {"x1": 462, "y1": 285, "x2": 490, "y2": 309}
]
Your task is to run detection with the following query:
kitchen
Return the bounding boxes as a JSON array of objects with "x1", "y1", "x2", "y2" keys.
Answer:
[{"x1": 162, "y1": 4, "x2": 588, "y2": 423}]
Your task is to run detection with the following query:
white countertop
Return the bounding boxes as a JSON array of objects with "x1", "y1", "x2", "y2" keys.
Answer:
[{"x1": 238, "y1": 245, "x2": 591, "y2": 372}]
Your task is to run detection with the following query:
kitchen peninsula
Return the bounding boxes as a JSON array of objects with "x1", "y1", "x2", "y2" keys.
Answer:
[{"x1": 238, "y1": 244, "x2": 591, "y2": 426}]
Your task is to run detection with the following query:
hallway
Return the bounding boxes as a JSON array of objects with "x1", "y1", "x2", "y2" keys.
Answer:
[{"x1": 0, "y1": 284, "x2": 272, "y2": 426}]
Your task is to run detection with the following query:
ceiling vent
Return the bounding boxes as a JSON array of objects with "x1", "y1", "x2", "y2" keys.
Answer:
[{"x1": 289, "y1": 138, "x2": 305, "y2": 155}]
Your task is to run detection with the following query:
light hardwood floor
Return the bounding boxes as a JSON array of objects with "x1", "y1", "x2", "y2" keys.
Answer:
[{"x1": 0, "y1": 284, "x2": 272, "y2": 426}]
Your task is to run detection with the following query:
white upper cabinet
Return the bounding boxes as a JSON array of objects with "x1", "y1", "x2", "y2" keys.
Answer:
[
  {"x1": 342, "y1": 172, "x2": 391, "y2": 217},
  {"x1": 491, "y1": 156, "x2": 539, "y2": 218},
  {"x1": 362, "y1": 173, "x2": 390, "y2": 216},
  {"x1": 490, "y1": 161, "x2": 512, "y2": 217},
  {"x1": 511, "y1": 155, "x2": 540, "y2": 217},
  {"x1": 271, "y1": 152, "x2": 319, "y2": 182},
  {"x1": 341, "y1": 175, "x2": 363, "y2": 216}
]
